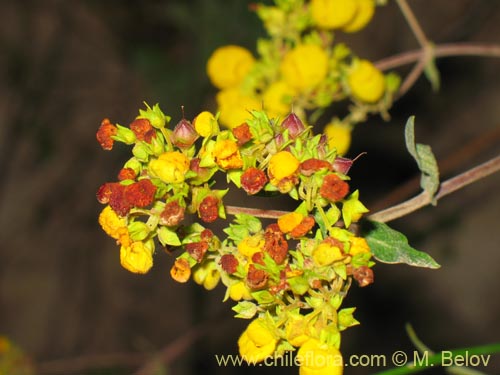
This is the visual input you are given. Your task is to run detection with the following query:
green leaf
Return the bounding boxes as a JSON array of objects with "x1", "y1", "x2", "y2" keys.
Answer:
[
  {"x1": 404, "y1": 117, "x2": 440, "y2": 203},
  {"x1": 363, "y1": 221, "x2": 440, "y2": 269}
]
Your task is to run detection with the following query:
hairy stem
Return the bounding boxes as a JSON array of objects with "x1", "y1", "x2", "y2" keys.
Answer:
[
  {"x1": 396, "y1": 0, "x2": 429, "y2": 47},
  {"x1": 225, "y1": 155, "x2": 500, "y2": 223},
  {"x1": 375, "y1": 43, "x2": 500, "y2": 71},
  {"x1": 368, "y1": 155, "x2": 500, "y2": 223}
]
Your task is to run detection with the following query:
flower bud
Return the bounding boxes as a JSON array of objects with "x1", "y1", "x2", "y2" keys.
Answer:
[
  {"x1": 332, "y1": 157, "x2": 353, "y2": 175},
  {"x1": 281, "y1": 112, "x2": 305, "y2": 139},
  {"x1": 172, "y1": 118, "x2": 199, "y2": 148},
  {"x1": 114, "y1": 124, "x2": 136, "y2": 145}
]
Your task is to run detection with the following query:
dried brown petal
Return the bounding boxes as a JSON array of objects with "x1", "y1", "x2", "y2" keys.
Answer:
[
  {"x1": 320, "y1": 174, "x2": 349, "y2": 202},
  {"x1": 220, "y1": 254, "x2": 239, "y2": 274},
  {"x1": 232, "y1": 122, "x2": 252, "y2": 145},
  {"x1": 185, "y1": 241, "x2": 209, "y2": 263},
  {"x1": 246, "y1": 264, "x2": 268, "y2": 290},
  {"x1": 160, "y1": 201, "x2": 185, "y2": 226},
  {"x1": 241, "y1": 167, "x2": 268, "y2": 195},
  {"x1": 353, "y1": 266, "x2": 374, "y2": 287}
]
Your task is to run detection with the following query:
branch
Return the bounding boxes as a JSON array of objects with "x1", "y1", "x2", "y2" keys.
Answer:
[
  {"x1": 368, "y1": 155, "x2": 500, "y2": 223},
  {"x1": 396, "y1": 0, "x2": 429, "y2": 47},
  {"x1": 225, "y1": 205, "x2": 289, "y2": 220},
  {"x1": 375, "y1": 43, "x2": 500, "y2": 71}
]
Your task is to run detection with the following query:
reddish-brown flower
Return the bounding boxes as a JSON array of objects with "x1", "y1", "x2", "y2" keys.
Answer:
[
  {"x1": 263, "y1": 224, "x2": 288, "y2": 264},
  {"x1": 220, "y1": 254, "x2": 239, "y2": 274},
  {"x1": 130, "y1": 118, "x2": 156, "y2": 143},
  {"x1": 300, "y1": 158, "x2": 332, "y2": 177},
  {"x1": 246, "y1": 264, "x2": 268, "y2": 290},
  {"x1": 200, "y1": 229, "x2": 214, "y2": 241},
  {"x1": 96, "y1": 179, "x2": 156, "y2": 216},
  {"x1": 96, "y1": 118, "x2": 118, "y2": 150},
  {"x1": 290, "y1": 216, "x2": 315, "y2": 238},
  {"x1": 186, "y1": 241, "x2": 209, "y2": 263},
  {"x1": 232, "y1": 123, "x2": 252, "y2": 145},
  {"x1": 118, "y1": 167, "x2": 137, "y2": 181},
  {"x1": 125, "y1": 179, "x2": 157, "y2": 208},
  {"x1": 320, "y1": 174, "x2": 349, "y2": 202},
  {"x1": 353, "y1": 266, "x2": 374, "y2": 287},
  {"x1": 241, "y1": 167, "x2": 268, "y2": 195},
  {"x1": 198, "y1": 196, "x2": 219, "y2": 223},
  {"x1": 160, "y1": 201, "x2": 185, "y2": 226},
  {"x1": 97, "y1": 182, "x2": 132, "y2": 216},
  {"x1": 251, "y1": 251, "x2": 265, "y2": 266}
]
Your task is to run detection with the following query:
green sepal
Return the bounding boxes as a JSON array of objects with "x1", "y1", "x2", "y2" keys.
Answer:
[
  {"x1": 232, "y1": 301, "x2": 258, "y2": 319},
  {"x1": 157, "y1": 226, "x2": 182, "y2": 247},
  {"x1": 111, "y1": 124, "x2": 136, "y2": 144},
  {"x1": 338, "y1": 307, "x2": 360, "y2": 331},
  {"x1": 251, "y1": 290, "x2": 275, "y2": 305},
  {"x1": 137, "y1": 102, "x2": 170, "y2": 129},
  {"x1": 288, "y1": 276, "x2": 309, "y2": 295},
  {"x1": 127, "y1": 221, "x2": 150, "y2": 241}
]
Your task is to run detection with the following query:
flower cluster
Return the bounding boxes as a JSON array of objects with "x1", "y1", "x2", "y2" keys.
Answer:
[
  {"x1": 96, "y1": 103, "x2": 375, "y2": 374},
  {"x1": 206, "y1": 0, "x2": 400, "y2": 156}
]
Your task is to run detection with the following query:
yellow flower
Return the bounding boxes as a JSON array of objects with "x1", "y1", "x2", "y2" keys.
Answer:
[
  {"x1": 238, "y1": 235, "x2": 265, "y2": 258},
  {"x1": 207, "y1": 45, "x2": 255, "y2": 89},
  {"x1": 349, "y1": 237, "x2": 370, "y2": 256},
  {"x1": 193, "y1": 261, "x2": 221, "y2": 290},
  {"x1": 324, "y1": 121, "x2": 352, "y2": 156},
  {"x1": 280, "y1": 44, "x2": 328, "y2": 92},
  {"x1": 262, "y1": 81, "x2": 296, "y2": 118},
  {"x1": 213, "y1": 139, "x2": 243, "y2": 170},
  {"x1": 268, "y1": 151, "x2": 300, "y2": 192},
  {"x1": 238, "y1": 318, "x2": 277, "y2": 363},
  {"x1": 278, "y1": 212, "x2": 304, "y2": 233},
  {"x1": 311, "y1": 0, "x2": 357, "y2": 29},
  {"x1": 98, "y1": 206, "x2": 130, "y2": 246},
  {"x1": 229, "y1": 281, "x2": 253, "y2": 301},
  {"x1": 312, "y1": 243, "x2": 343, "y2": 266},
  {"x1": 343, "y1": 0, "x2": 375, "y2": 33},
  {"x1": 120, "y1": 241, "x2": 153, "y2": 274},
  {"x1": 216, "y1": 88, "x2": 261, "y2": 128},
  {"x1": 149, "y1": 151, "x2": 190, "y2": 184},
  {"x1": 297, "y1": 338, "x2": 343, "y2": 375},
  {"x1": 348, "y1": 59, "x2": 386, "y2": 103},
  {"x1": 193, "y1": 111, "x2": 219, "y2": 137}
]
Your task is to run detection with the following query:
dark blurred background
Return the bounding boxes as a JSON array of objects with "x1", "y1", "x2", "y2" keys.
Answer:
[{"x1": 0, "y1": 0, "x2": 499, "y2": 374}]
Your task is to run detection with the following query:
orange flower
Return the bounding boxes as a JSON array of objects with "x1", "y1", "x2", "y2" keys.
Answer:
[
  {"x1": 96, "y1": 118, "x2": 117, "y2": 150},
  {"x1": 213, "y1": 139, "x2": 243, "y2": 169},
  {"x1": 170, "y1": 258, "x2": 191, "y2": 283}
]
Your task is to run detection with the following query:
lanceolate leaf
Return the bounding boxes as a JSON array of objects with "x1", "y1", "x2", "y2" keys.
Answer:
[
  {"x1": 363, "y1": 220, "x2": 440, "y2": 269},
  {"x1": 405, "y1": 117, "x2": 440, "y2": 203}
]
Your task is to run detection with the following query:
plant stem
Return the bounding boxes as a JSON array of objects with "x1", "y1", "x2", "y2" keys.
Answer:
[
  {"x1": 225, "y1": 205, "x2": 288, "y2": 219},
  {"x1": 375, "y1": 43, "x2": 500, "y2": 71},
  {"x1": 396, "y1": 0, "x2": 429, "y2": 47},
  {"x1": 225, "y1": 155, "x2": 500, "y2": 223},
  {"x1": 368, "y1": 155, "x2": 500, "y2": 223}
]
